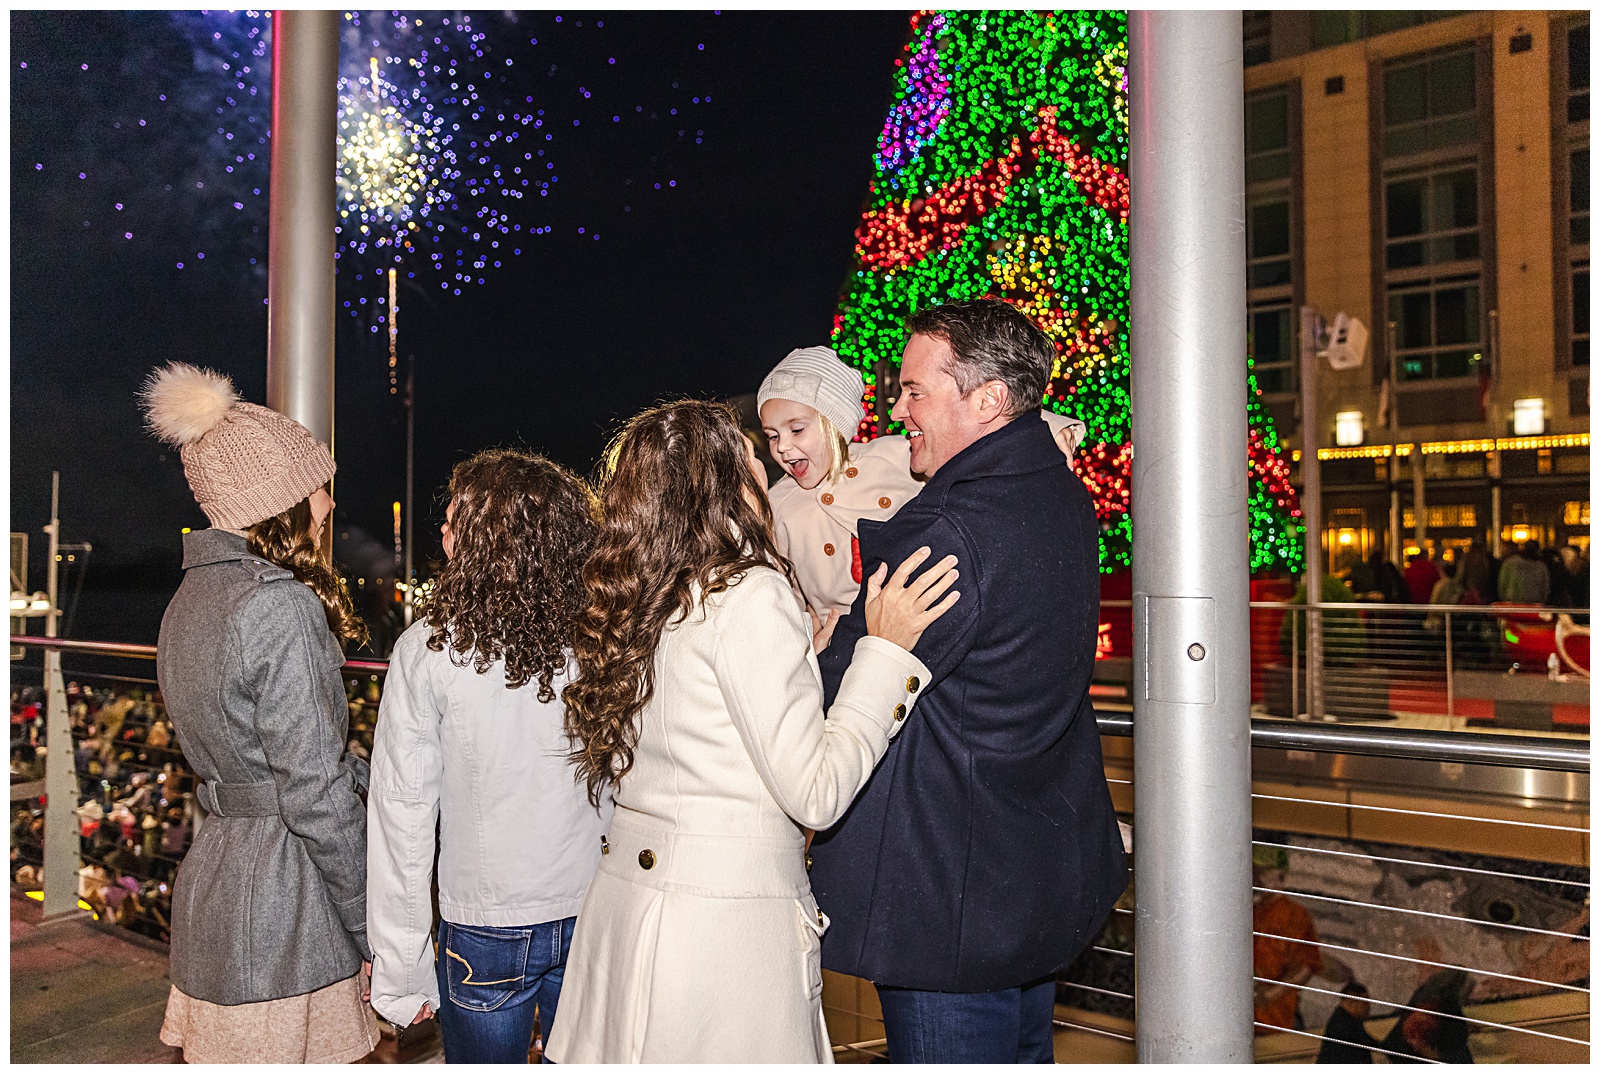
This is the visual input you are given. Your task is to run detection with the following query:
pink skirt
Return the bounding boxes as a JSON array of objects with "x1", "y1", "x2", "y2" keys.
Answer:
[{"x1": 159, "y1": 972, "x2": 380, "y2": 1064}]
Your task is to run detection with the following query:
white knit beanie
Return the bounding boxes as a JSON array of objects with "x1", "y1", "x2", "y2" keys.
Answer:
[
  {"x1": 757, "y1": 346, "x2": 866, "y2": 439},
  {"x1": 140, "y1": 363, "x2": 336, "y2": 530}
]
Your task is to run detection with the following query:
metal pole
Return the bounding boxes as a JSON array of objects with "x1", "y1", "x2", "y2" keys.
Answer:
[
  {"x1": 266, "y1": 9, "x2": 339, "y2": 542},
  {"x1": 403, "y1": 355, "x2": 415, "y2": 627},
  {"x1": 1489, "y1": 450, "x2": 1503, "y2": 558},
  {"x1": 1129, "y1": 12, "x2": 1255, "y2": 1062},
  {"x1": 41, "y1": 473, "x2": 78, "y2": 919},
  {"x1": 1445, "y1": 610, "x2": 1455, "y2": 717},
  {"x1": 1300, "y1": 313, "x2": 1325, "y2": 724},
  {"x1": 1385, "y1": 321, "x2": 1402, "y2": 566},
  {"x1": 1412, "y1": 451, "x2": 1427, "y2": 553}
]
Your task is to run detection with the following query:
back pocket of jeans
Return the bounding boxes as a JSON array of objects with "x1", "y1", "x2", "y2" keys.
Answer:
[{"x1": 443, "y1": 924, "x2": 530, "y2": 1013}]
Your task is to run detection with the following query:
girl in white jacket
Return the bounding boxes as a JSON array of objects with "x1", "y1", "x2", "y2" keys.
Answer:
[
  {"x1": 758, "y1": 345, "x2": 1086, "y2": 628},
  {"x1": 546, "y1": 400, "x2": 959, "y2": 1063},
  {"x1": 367, "y1": 450, "x2": 612, "y2": 1063}
]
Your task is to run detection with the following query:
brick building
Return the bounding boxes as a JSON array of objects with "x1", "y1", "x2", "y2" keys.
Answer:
[{"x1": 1242, "y1": 11, "x2": 1589, "y2": 570}]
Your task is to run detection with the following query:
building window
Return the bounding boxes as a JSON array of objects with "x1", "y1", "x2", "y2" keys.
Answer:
[
  {"x1": 1246, "y1": 91, "x2": 1291, "y2": 183},
  {"x1": 1246, "y1": 88, "x2": 1296, "y2": 396},
  {"x1": 1243, "y1": 11, "x2": 1272, "y2": 67},
  {"x1": 1565, "y1": 20, "x2": 1589, "y2": 368},
  {"x1": 1380, "y1": 45, "x2": 1486, "y2": 386},
  {"x1": 1382, "y1": 47, "x2": 1477, "y2": 157},
  {"x1": 1571, "y1": 23, "x2": 1590, "y2": 123},
  {"x1": 1310, "y1": 11, "x2": 1463, "y2": 50},
  {"x1": 1249, "y1": 197, "x2": 1292, "y2": 286},
  {"x1": 1388, "y1": 275, "x2": 1483, "y2": 381},
  {"x1": 1251, "y1": 304, "x2": 1295, "y2": 394},
  {"x1": 1384, "y1": 165, "x2": 1479, "y2": 268}
]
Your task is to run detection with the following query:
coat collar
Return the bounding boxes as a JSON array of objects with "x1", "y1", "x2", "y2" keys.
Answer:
[
  {"x1": 919, "y1": 410, "x2": 1063, "y2": 493},
  {"x1": 181, "y1": 528, "x2": 251, "y2": 569}
]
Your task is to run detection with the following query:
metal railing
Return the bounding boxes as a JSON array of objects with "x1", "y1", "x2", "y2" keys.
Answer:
[
  {"x1": 11, "y1": 633, "x2": 1591, "y2": 1063},
  {"x1": 1095, "y1": 599, "x2": 1590, "y2": 737}
]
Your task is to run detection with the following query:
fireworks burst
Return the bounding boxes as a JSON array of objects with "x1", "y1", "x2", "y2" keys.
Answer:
[{"x1": 14, "y1": 10, "x2": 713, "y2": 306}]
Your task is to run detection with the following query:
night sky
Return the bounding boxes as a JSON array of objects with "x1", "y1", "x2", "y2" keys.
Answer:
[{"x1": 10, "y1": 10, "x2": 914, "y2": 645}]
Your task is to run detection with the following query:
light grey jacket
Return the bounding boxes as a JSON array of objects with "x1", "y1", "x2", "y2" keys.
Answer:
[
  {"x1": 367, "y1": 621, "x2": 612, "y2": 1027},
  {"x1": 157, "y1": 529, "x2": 370, "y2": 1005}
]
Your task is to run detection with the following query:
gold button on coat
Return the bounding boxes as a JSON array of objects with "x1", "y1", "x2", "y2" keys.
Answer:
[
  {"x1": 816, "y1": 908, "x2": 825, "y2": 926},
  {"x1": 820, "y1": 493, "x2": 834, "y2": 505},
  {"x1": 893, "y1": 704, "x2": 906, "y2": 722},
  {"x1": 638, "y1": 849, "x2": 656, "y2": 870},
  {"x1": 845, "y1": 467, "x2": 859, "y2": 478},
  {"x1": 824, "y1": 543, "x2": 835, "y2": 556},
  {"x1": 601, "y1": 835, "x2": 610, "y2": 855},
  {"x1": 906, "y1": 676, "x2": 920, "y2": 693},
  {"x1": 879, "y1": 497, "x2": 892, "y2": 508}
]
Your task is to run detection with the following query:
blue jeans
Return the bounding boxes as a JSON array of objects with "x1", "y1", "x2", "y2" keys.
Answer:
[
  {"x1": 877, "y1": 976, "x2": 1056, "y2": 1063},
  {"x1": 434, "y1": 917, "x2": 575, "y2": 1064}
]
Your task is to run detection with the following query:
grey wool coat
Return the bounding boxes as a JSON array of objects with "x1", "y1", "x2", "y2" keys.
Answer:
[{"x1": 157, "y1": 529, "x2": 371, "y2": 1005}]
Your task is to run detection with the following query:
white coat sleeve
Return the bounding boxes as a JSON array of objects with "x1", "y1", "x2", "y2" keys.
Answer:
[
  {"x1": 366, "y1": 630, "x2": 444, "y2": 1026},
  {"x1": 714, "y1": 571, "x2": 930, "y2": 831}
]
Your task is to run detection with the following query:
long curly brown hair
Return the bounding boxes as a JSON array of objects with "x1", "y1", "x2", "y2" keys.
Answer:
[
  {"x1": 416, "y1": 449, "x2": 596, "y2": 700},
  {"x1": 246, "y1": 497, "x2": 370, "y2": 646},
  {"x1": 564, "y1": 400, "x2": 792, "y2": 806}
]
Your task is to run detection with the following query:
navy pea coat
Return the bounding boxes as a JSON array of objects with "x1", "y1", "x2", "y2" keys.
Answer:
[{"x1": 811, "y1": 412, "x2": 1128, "y2": 993}]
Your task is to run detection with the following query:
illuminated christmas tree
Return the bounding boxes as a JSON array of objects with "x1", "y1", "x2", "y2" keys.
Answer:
[{"x1": 833, "y1": 10, "x2": 1303, "y2": 573}]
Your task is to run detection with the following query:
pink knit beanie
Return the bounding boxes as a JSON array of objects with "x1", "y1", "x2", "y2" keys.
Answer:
[{"x1": 140, "y1": 363, "x2": 336, "y2": 530}]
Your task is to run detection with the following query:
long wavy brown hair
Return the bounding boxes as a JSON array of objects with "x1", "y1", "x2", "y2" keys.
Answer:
[
  {"x1": 246, "y1": 497, "x2": 369, "y2": 646},
  {"x1": 417, "y1": 449, "x2": 596, "y2": 700},
  {"x1": 564, "y1": 400, "x2": 792, "y2": 806}
]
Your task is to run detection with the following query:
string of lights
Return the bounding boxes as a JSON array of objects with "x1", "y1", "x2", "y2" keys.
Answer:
[{"x1": 833, "y1": 9, "x2": 1303, "y2": 573}]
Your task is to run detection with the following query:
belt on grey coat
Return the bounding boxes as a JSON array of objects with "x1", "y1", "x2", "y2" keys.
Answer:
[{"x1": 197, "y1": 779, "x2": 279, "y2": 817}]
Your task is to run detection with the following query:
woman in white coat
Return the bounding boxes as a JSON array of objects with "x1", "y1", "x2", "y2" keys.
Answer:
[{"x1": 546, "y1": 400, "x2": 959, "y2": 1064}]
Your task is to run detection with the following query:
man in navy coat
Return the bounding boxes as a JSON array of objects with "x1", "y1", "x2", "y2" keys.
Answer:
[{"x1": 813, "y1": 299, "x2": 1128, "y2": 1063}]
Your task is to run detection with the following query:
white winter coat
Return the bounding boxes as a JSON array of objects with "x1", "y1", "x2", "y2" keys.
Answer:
[{"x1": 544, "y1": 567, "x2": 930, "y2": 1064}]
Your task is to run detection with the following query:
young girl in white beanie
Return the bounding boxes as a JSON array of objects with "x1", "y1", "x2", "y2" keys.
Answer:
[{"x1": 758, "y1": 346, "x2": 1085, "y2": 630}]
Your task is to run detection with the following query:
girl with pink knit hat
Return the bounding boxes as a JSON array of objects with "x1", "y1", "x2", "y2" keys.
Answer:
[
  {"x1": 141, "y1": 363, "x2": 379, "y2": 1063},
  {"x1": 758, "y1": 346, "x2": 1084, "y2": 633}
]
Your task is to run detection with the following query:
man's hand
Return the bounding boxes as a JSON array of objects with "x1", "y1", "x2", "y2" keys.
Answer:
[
  {"x1": 412, "y1": 1003, "x2": 434, "y2": 1025},
  {"x1": 361, "y1": 961, "x2": 371, "y2": 1003}
]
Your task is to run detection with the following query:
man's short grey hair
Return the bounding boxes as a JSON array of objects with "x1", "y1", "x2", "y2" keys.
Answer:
[{"x1": 904, "y1": 299, "x2": 1054, "y2": 418}]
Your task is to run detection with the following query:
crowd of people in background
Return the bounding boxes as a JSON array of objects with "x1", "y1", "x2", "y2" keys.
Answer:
[{"x1": 1338, "y1": 538, "x2": 1589, "y2": 611}]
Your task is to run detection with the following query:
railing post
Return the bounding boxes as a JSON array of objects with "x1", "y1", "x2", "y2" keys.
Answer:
[
  {"x1": 1300, "y1": 296, "x2": 1325, "y2": 725},
  {"x1": 1291, "y1": 605, "x2": 1300, "y2": 717},
  {"x1": 40, "y1": 653, "x2": 77, "y2": 918},
  {"x1": 1129, "y1": 11, "x2": 1255, "y2": 1062},
  {"x1": 1445, "y1": 610, "x2": 1455, "y2": 717},
  {"x1": 40, "y1": 473, "x2": 79, "y2": 919},
  {"x1": 266, "y1": 11, "x2": 339, "y2": 459}
]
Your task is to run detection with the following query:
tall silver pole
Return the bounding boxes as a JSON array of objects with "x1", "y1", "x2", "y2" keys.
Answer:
[
  {"x1": 1412, "y1": 448, "x2": 1428, "y2": 551},
  {"x1": 266, "y1": 11, "x2": 338, "y2": 451},
  {"x1": 41, "y1": 473, "x2": 78, "y2": 919},
  {"x1": 1300, "y1": 331, "x2": 1324, "y2": 723},
  {"x1": 1489, "y1": 451, "x2": 1503, "y2": 557},
  {"x1": 403, "y1": 357, "x2": 416, "y2": 628},
  {"x1": 1129, "y1": 12, "x2": 1255, "y2": 1062},
  {"x1": 1385, "y1": 321, "x2": 1403, "y2": 566}
]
